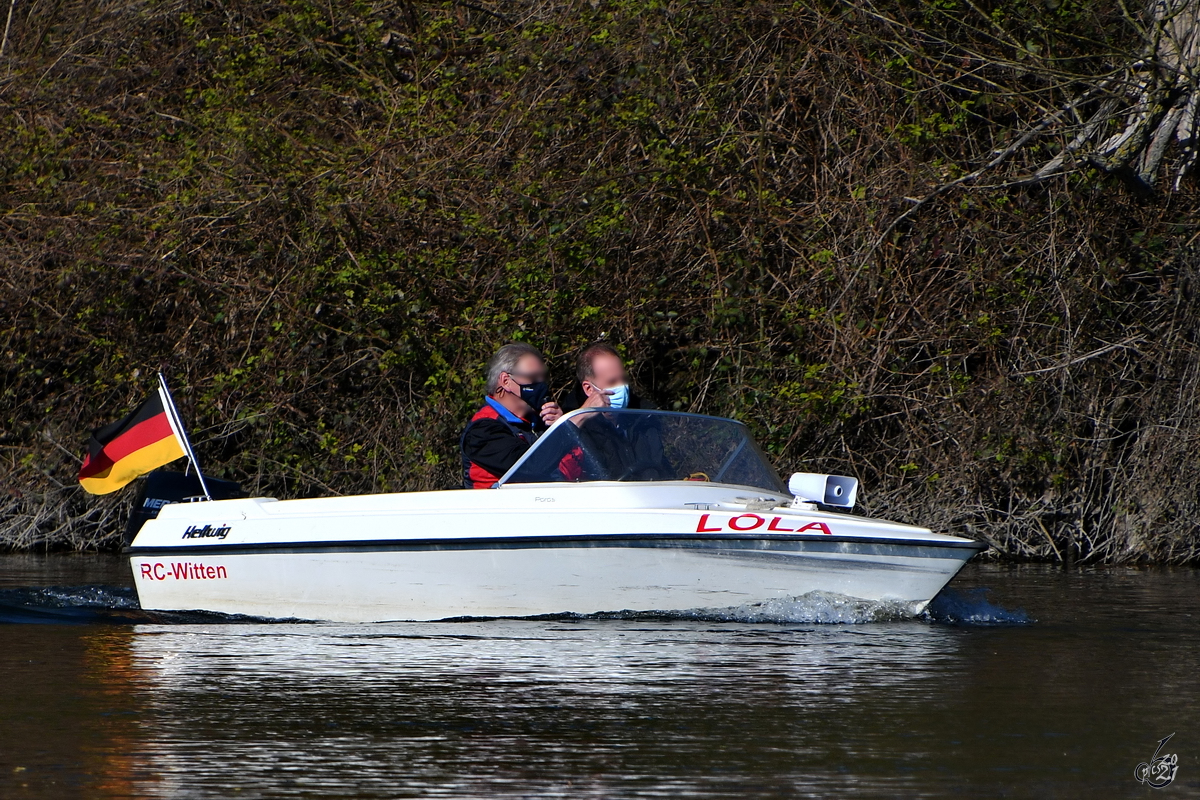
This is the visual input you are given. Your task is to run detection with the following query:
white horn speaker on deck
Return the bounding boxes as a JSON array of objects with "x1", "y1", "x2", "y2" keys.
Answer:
[{"x1": 788, "y1": 472, "x2": 858, "y2": 509}]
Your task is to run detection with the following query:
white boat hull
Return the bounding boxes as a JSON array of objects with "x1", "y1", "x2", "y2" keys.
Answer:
[{"x1": 128, "y1": 483, "x2": 981, "y2": 622}]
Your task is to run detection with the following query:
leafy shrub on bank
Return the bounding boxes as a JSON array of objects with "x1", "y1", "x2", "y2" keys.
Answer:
[{"x1": 2, "y1": 0, "x2": 1199, "y2": 563}]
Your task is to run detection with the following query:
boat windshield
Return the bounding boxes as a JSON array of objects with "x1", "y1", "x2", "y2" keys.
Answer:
[{"x1": 497, "y1": 408, "x2": 788, "y2": 494}]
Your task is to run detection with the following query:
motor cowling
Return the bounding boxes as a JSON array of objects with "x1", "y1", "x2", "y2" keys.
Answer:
[{"x1": 124, "y1": 471, "x2": 245, "y2": 544}]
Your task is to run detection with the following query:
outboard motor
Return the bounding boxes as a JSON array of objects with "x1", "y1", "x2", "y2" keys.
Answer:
[{"x1": 123, "y1": 471, "x2": 245, "y2": 544}]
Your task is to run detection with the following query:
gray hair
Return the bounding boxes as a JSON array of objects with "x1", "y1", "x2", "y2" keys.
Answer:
[{"x1": 485, "y1": 343, "x2": 545, "y2": 395}]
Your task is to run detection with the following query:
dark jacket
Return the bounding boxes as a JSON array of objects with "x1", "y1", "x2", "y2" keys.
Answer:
[{"x1": 460, "y1": 398, "x2": 546, "y2": 489}]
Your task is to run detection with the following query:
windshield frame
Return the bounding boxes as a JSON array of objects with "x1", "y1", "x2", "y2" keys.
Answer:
[{"x1": 494, "y1": 407, "x2": 787, "y2": 494}]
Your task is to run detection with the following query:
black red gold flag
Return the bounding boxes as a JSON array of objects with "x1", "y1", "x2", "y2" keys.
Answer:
[{"x1": 78, "y1": 387, "x2": 187, "y2": 495}]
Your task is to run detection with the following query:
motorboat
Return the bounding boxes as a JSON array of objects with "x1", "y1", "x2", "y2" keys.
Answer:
[{"x1": 126, "y1": 408, "x2": 985, "y2": 622}]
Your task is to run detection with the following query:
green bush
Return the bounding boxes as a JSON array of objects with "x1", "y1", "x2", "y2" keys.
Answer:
[{"x1": 2, "y1": 0, "x2": 1198, "y2": 563}]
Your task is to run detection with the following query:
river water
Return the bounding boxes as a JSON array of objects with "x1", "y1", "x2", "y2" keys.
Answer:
[{"x1": 0, "y1": 554, "x2": 1196, "y2": 799}]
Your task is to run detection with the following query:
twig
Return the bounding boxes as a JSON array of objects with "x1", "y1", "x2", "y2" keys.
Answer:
[
  {"x1": 1012, "y1": 337, "x2": 1145, "y2": 376},
  {"x1": 1, "y1": 0, "x2": 16, "y2": 59},
  {"x1": 154, "y1": 111, "x2": 198, "y2": 128},
  {"x1": 453, "y1": 1, "x2": 511, "y2": 24}
]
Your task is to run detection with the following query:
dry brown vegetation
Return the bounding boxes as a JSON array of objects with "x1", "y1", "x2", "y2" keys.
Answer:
[{"x1": 3, "y1": 0, "x2": 1200, "y2": 563}]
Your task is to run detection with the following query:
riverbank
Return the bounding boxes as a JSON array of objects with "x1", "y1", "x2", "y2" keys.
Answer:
[{"x1": 4, "y1": 1, "x2": 1200, "y2": 561}]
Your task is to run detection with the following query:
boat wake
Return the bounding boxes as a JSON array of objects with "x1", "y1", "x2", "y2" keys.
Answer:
[
  {"x1": 0, "y1": 585, "x2": 145, "y2": 624},
  {"x1": 711, "y1": 593, "x2": 921, "y2": 624},
  {"x1": 560, "y1": 593, "x2": 922, "y2": 624},
  {"x1": 0, "y1": 585, "x2": 276, "y2": 625},
  {"x1": 923, "y1": 586, "x2": 1033, "y2": 625},
  {"x1": 521, "y1": 587, "x2": 1031, "y2": 626},
  {"x1": 0, "y1": 585, "x2": 1032, "y2": 626}
]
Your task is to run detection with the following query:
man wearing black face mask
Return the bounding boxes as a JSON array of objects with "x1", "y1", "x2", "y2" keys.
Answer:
[{"x1": 460, "y1": 343, "x2": 564, "y2": 489}]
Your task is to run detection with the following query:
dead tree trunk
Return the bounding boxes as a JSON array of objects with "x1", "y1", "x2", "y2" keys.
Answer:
[{"x1": 1035, "y1": 0, "x2": 1200, "y2": 192}]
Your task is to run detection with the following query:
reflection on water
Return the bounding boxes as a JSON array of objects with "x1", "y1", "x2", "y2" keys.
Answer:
[
  {"x1": 126, "y1": 622, "x2": 962, "y2": 798},
  {"x1": 0, "y1": 557, "x2": 1197, "y2": 798}
]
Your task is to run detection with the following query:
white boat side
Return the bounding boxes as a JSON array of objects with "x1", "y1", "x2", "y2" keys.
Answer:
[{"x1": 127, "y1": 481, "x2": 982, "y2": 622}]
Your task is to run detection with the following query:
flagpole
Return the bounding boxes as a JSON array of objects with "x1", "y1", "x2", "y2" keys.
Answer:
[{"x1": 157, "y1": 372, "x2": 212, "y2": 501}]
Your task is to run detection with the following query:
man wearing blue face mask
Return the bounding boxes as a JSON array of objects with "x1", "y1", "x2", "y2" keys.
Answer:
[
  {"x1": 556, "y1": 342, "x2": 672, "y2": 481},
  {"x1": 461, "y1": 343, "x2": 565, "y2": 489},
  {"x1": 561, "y1": 342, "x2": 657, "y2": 412}
]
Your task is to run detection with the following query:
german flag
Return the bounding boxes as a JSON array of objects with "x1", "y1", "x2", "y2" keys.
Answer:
[{"x1": 78, "y1": 388, "x2": 187, "y2": 495}]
